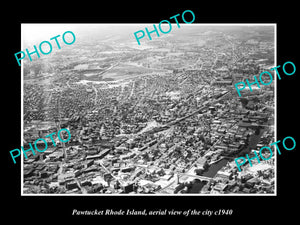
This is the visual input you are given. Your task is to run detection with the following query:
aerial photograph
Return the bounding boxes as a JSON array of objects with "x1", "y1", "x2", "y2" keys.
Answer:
[{"x1": 22, "y1": 24, "x2": 275, "y2": 195}]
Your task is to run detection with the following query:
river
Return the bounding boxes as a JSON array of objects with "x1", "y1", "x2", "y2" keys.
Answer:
[{"x1": 187, "y1": 125, "x2": 266, "y2": 193}]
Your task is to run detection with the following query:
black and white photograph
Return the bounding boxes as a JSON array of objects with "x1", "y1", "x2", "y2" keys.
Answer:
[
  {"x1": 3, "y1": 3, "x2": 298, "y2": 224},
  {"x1": 21, "y1": 24, "x2": 276, "y2": 195}
]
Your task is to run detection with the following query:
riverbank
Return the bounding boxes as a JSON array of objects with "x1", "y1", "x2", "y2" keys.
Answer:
[{"x1": 187, "y1": 125, "x2": 267, "y2": 193}]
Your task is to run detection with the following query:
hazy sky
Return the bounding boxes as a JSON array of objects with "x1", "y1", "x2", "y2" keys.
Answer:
[
  {"x1": 22, "y1": 24, "x2": 107, "y2": 45},
  {"x1": 21, "y1": 23, "x2": 274, "y2": 48},
  {"x1": 21, "y1": 24, "x2": 153, "y2": 49}
]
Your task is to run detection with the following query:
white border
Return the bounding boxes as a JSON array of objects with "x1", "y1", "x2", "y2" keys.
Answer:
[
  {"x1": 21, "y1": 23, "x2": 277, "y2": 196},
  {"x1": 21, "y1": 26, "x2": 24, "y2": 193},
  {"x1": 274, "y1": 23, "x2": 277, "y2": 196}
]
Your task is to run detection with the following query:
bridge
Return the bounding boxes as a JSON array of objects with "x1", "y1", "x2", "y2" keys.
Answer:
[
  {"x1": 158, "y1": 173, "x2": 212, "y2": 193},
  {"x1": 177, "y1": 173, "x2": 212, "y2": 182}
]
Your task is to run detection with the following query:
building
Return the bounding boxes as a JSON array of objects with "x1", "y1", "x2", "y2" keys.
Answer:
[{"x1": 215, "y1": 170, "x2": 232, "y2": 180}]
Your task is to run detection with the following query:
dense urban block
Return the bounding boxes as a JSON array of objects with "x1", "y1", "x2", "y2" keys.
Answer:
[{"x1": 22, "y1": 24, "x2": 275, "y2": 194}]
